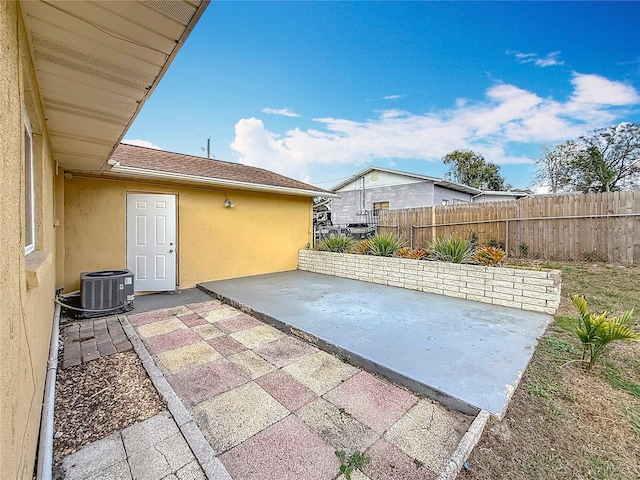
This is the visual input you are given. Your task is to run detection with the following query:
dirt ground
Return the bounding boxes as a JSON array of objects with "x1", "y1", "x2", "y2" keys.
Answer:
[{"x1": 459, "y1": 262, "x2": 640, "y2": 480}]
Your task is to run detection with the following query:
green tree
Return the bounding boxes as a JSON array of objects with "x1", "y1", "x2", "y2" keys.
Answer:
[
  {"x1": 534, "y1": 142, "x2": 575, "y2": 193},
  {"x1": 573, "y1": 123, "x2": 640, "y2": 192},
  {"x1": 442, "y1": 149, "x2": 506, "y2": 190},
  {"x1": 536, "y1": 123, "x2": 640, "y2": 193}
]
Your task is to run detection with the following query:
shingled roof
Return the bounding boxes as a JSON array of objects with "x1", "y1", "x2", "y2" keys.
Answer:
[{"x1": 107, "y1": 144, "x2": 329, "y2": 196}]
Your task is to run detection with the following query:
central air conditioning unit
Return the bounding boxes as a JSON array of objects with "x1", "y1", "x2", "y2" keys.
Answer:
[{"x1": 80, "y1": 270, "x2": 134, "y2": 317}]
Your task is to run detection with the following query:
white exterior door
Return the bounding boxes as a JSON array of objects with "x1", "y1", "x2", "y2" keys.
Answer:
[{"x1": 126, "y1": 194, "x2": 176, "y2": 291}]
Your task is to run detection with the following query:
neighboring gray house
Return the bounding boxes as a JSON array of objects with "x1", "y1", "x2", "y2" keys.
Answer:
[
  {"x1": 472, "y1": 190, "x2": 530, "y2": 203},
  {"x1": 330, "y1": 167, "x2": 481, "y2": 225}
]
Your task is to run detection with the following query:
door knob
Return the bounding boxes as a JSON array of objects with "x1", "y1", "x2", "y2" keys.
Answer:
[{"x1": 169, "y1": 249, "x2": 174, "y2": 253}]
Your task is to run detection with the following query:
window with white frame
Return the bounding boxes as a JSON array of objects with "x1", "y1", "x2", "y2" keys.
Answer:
[{"x1": 24, "y1": 119, "x2": 35, "y2": 254}]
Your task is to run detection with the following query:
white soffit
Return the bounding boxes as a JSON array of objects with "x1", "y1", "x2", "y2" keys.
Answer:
[{"x1": 20, "y1": 0, "x2": 208, "y2": 171}]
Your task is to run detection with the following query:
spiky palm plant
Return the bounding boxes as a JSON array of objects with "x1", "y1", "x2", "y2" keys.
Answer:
[
  {"x1": 317, "y1": 234, "x2": 354, "y2": 253},
  {"x1": 367, "y1": 233, "x2": 406, "y2": 257},
  {"x1": 572, "y1": 295, "x2": 639, "y2": 370},
  {"x1": 429, "y1": 235, "x2": 475, "y2": 263}
]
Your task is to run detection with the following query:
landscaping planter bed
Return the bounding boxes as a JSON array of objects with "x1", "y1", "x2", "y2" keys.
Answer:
[{"x1": 298, "y1": 249, "x2": 561, "y2": 314}]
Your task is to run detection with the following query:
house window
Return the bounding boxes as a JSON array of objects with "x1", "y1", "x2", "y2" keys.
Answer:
[
  {"x1": 24, "y1": 120, "x2": 35, "y2": 255},
  {"x1": 373, "y1": 201, "x2": 389, "y2": 217}
]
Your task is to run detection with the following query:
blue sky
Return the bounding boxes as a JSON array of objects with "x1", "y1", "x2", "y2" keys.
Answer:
[{"x1": 125, "y1": 1, "x2": 640, "y2": 190}]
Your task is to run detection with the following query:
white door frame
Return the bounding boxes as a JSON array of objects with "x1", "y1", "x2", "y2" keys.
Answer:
[{"x1": 126, "y1": 193, "x2": 177, "y2": 291}]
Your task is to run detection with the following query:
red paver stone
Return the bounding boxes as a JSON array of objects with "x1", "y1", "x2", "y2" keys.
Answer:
[
  {"x1": 127, "y1": 309, "x2": 173, "y2": 326},
  {"x1": 142, "y1": 328, "x2": 202, "y2": 355},
  {"x1": 216, "y1": 314, "x2": 263, "y2": 334},
  {"x1": 177, "y1": 313, "x2": 208, "y2": 327},
  {"x1": 253, "y1": 336, "x2": 316, "y2": 368},
  {"x1": 255, "y1": 370, "x2": 316, "y2": 412},
  {"x1": 220, "y1": 415, "x2": 339, "y2": 480},
  {"x1": 324, "y1": 371, "x2": 418, "y2": 434},
  {"x1": 186, "y1": 300, "x2": 222, "y2": 313},
  {"x1": 168, "y1": 358, "x2": 249, "y2": 406},
  {"x1": 207, "y1": 335, "x2": 247, "y2": 357},
  {"x1": 363, "y1": 439, "x2": 436, "y2": 480}
]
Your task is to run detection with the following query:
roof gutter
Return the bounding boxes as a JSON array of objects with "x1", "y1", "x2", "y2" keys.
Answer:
[{"x1": 107, "y1": 164, "x2": 337, "y2": 198}]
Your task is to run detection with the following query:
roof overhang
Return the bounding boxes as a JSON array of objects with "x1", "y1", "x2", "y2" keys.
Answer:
[
  {"x1": 20, "y1": 0, "x2": 209, "y2": 171},
  {"x1": 434, "y1": 180, "x2": 481, "y2": 195},
  {"x1": 332, "y1": 166, "x2": 481, "y2": 195},
  {"x1": 74, "y1": 164, "x2": 337, "y2": 198}
]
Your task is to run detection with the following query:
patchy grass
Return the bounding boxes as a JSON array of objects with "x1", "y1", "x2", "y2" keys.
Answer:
[{"x1": 459, "y1": 262, "x2": 640, "y2": 480}]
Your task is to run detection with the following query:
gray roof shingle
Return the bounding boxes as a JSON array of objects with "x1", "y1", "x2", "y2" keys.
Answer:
[{"x1": 110, "y1": 144, "x2": 328, "y2": 195}]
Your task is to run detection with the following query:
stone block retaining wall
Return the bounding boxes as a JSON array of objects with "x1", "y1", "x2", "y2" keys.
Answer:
[{"x1": 298, "y1": 250, "x2": 561, "y2": 314}]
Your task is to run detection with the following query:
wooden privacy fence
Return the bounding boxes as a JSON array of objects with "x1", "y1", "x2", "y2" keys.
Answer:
[{"x1": 377, "y1": 191, "x2": 640, "y2": 264}]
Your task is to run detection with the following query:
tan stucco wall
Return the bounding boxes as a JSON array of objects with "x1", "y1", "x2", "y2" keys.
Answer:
[
  {"x1": 63, "y1": 176, "x2": 313, "y2": 291},
  {"x1": 1, "y1": 3, "x2": 58, "y2": 479}
]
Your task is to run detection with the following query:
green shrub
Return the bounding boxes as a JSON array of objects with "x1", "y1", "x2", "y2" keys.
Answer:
[
  {"x1": 572, "y1": 295, "x2": 639, "y2": 370},
  {"x1": 367, "y1": 233, "x2": 406, "y2": 257},
  {"x1": 317, "y1": 234, "x2": 354, "y2": 253},
  {"x1": 488, "y1": 238, "x2": 506, "y2": 250},
  {"x1": 429, "y1": 235, "x2": 475, "y2": 263}
]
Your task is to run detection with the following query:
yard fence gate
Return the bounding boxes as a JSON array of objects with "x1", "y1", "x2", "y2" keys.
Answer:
[{"x1": 377, "y1": 191, "x2": 640, "y2": 264}]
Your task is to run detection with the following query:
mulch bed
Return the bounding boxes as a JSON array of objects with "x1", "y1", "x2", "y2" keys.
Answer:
[{"x1": 53, "y1": 334, "x2": 165, "y2": 467}]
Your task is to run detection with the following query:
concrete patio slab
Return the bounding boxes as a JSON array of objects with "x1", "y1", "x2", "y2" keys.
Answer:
[
  {"x1": 199, "y1": 270, "x2": 552, "y2": 416},
  {"x1": 324, "y1": 371, "x2": 418, "y2": 434},
  {"x1": 219, "y1": 415, "x2": 339, "y2": 480},
  {"x1": 104, "y1": 292, "x2": 485, "y2": 480},
  {"x1": 193, "y1": 381, "x2": 289, "y2": 453},
  {"x1": 283, "y1": 350, "x2": 359, "y2": 395},
  {"x1": 297, "y1": 398, "x2": 379, "y2": 453}
]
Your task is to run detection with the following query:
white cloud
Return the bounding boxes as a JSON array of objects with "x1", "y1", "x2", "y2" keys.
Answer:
[
  {"x1": 508, "y1": 50, "x2": 564, "y2": 67},
  {"x1": 569, "y1": 72, "x2": 640, "y2": 106},
  {"x1": 230, "y1": 73, "x2": 639, "y2": 181},
  {"x1": 383, "y1": 94, "x2": 403, "y2": 100},
  {"x1": 122, "y1": 139, "x2": 162, "y2": 149},
  {"x1": 262, "y1": 107, "x2": 301, "y2": 117}
]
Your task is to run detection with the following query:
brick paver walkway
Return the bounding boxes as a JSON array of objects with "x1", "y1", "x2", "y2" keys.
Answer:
[
  {"x1": 127, "y1": 300, "x2": 474, "y2": 480},
  {"x1": 62, "y1": 316, "x2": 132, "y2": 368}
]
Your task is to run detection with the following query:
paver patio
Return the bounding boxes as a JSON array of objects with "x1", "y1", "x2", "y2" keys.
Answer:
[{"x1": 125, "y1": 298, "x2": 474, "y2": 480}]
